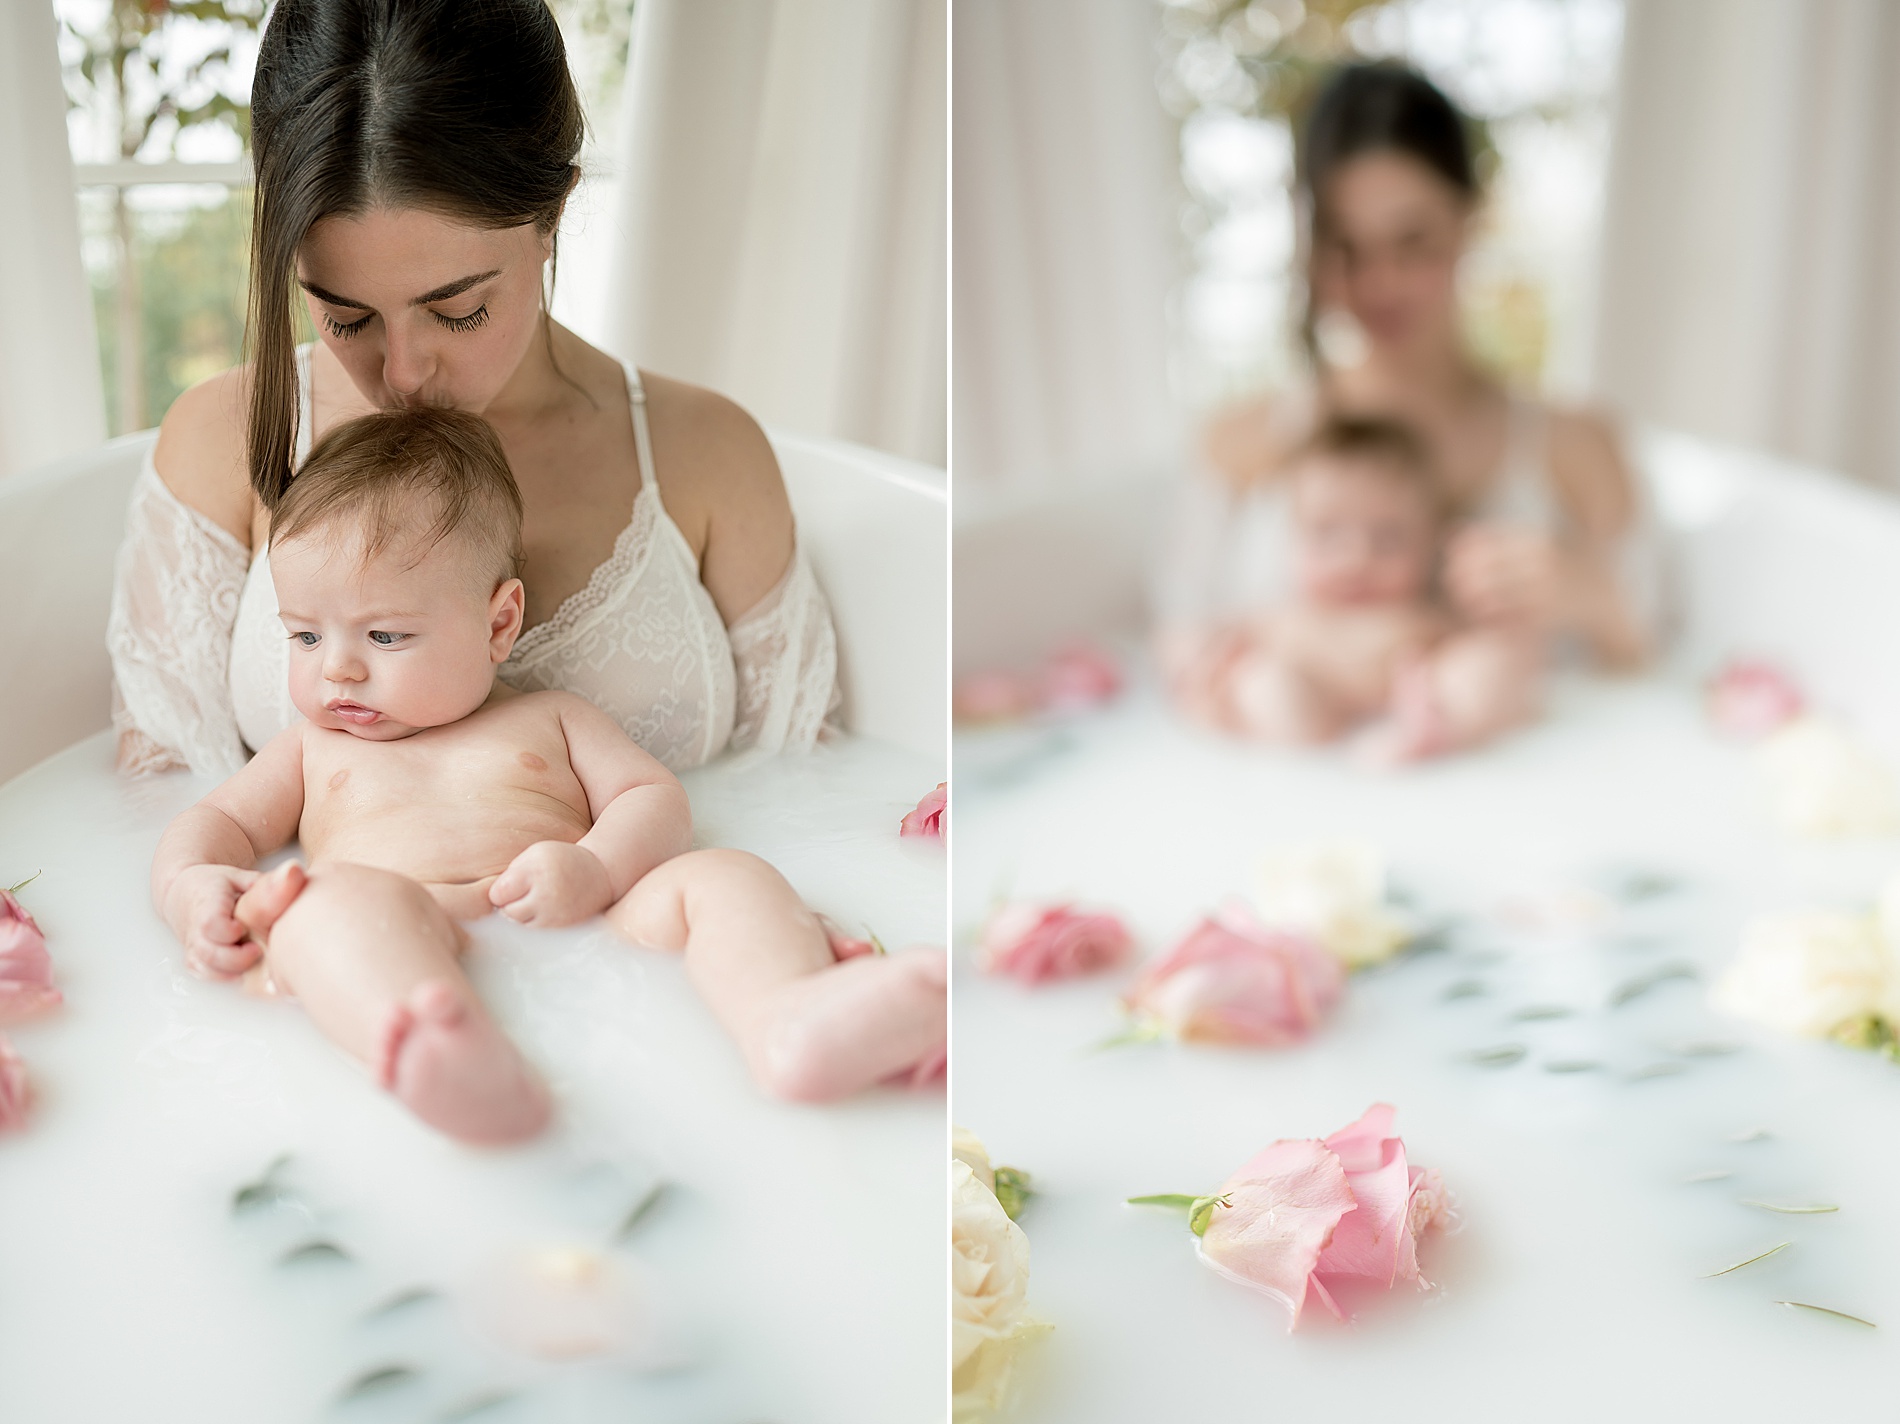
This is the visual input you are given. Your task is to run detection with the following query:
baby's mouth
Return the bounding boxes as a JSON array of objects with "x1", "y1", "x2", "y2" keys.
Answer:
[{"x1": 325, "y1": 699, "x2": 382, "y2": 726}]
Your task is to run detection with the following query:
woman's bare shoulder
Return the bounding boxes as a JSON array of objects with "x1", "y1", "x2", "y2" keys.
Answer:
[
  {"x1": 639, "y1": 370, "x2": 792, "y2": 619},
  {"x1": 1542, "y1": 402, "x2": 1635, "y2": 540},
  {"x1": 151, "y1": 365, "x2": 257, "y2": 546},
  {"x1": 1202, "y1": 390, "x2": 1309, "y2": 492}
]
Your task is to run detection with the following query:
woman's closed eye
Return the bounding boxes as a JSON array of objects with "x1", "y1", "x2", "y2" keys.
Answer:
[
  {"x1": 433, "y1": 304, "x2": 488, "y2": 333},
  {"x1": 322, "y1": 311, "x2": 372, "y2": 339}
]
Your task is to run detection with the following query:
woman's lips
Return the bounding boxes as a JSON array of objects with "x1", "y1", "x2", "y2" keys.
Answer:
[{"x1": 325, "y1": 700, "x2": 382, "y2": 726}]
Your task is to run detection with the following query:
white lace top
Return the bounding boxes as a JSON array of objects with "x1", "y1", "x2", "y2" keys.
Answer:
[{"x1": 109, "y1": 348, "x2": 839, "y2": 777}]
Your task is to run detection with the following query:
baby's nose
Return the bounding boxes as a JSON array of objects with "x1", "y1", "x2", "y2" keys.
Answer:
[{"x1": 323, "y1": 651, "x2": 368, "y2": 683}]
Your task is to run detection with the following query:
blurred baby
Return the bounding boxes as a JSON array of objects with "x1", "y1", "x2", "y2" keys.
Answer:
[
  {"x1": 152, "y1": 409, "x2": 945, "y2": 1144},
  {"x1": 1168, "y1": 415, "x2": 1540, "y2": 762}
]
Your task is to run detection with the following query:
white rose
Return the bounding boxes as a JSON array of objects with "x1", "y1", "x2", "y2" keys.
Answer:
[
  {"x1": 1255, "y1": 841, "x2": 1408, "y2": 969},
  {"x1": 952, "y1": 1124, "x2": 995, "y2": 1193},
  {"x1": 1757, "y1": 717, "x2": 1900, "y2": 838},
  {"x1": 952, "y1": 1158, "x2": 1039, "y2": 1419},
  {"x1": 1714, "y1": 911, "x2": 1891, "y2": 1037}
]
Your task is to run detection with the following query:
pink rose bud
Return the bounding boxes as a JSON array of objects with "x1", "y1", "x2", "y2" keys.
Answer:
[
  {"x1": 1039, "y1": 640, "x2": 1122, "y2": 714},
  {"x1": 954, "y1": 669, "x2": 1037, "y2": 725},
  {"x1": 1155, "y1": 1104, "x2": 1448, "y2": 1331},
  {"x1": 0, "y1": 1035, "x2": 30, "y2": 1133},
  {"x1": 0, "y1": 890, "x2": 61, "y2": 1024},
  {"x1": 978, "y1": 902, "x2": 1133, "y2": 984},
  {"x1": 1122, "y1": 907, "x2": 1343, "y2": 1046},
  {"x1": 1707, "y1": 659, "x2": 1805, "y2": 740},
  {"x1": 900, "y1": 782, "x2": 947, "y2": 841}
]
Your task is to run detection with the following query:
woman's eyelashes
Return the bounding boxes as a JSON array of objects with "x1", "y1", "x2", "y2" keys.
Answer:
[{"x1": 321, "y1": 305, "x2": 491, "y2": 339}]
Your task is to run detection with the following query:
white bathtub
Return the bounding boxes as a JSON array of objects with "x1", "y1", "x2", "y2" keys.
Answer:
[
  {"x1": 951, "y1": 431, "x2": 1900, "y2": 1418},
  {"x1": 0, "y1": 431, "x2": 947, "y2": 1424}
]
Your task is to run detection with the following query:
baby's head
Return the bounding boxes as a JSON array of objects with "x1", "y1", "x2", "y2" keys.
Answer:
[
  {"x1": 270, "y1": 408, "x2": 525, "y2": 739},
  {"x1": 1286, "y1": 415, "x2": 1442, "y2": 607}
]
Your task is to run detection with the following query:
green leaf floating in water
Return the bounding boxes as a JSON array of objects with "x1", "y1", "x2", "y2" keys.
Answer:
[
  {"x1": 1609, "y1": 963, "x2": 1699, "y2": 1007},
  {"x1": 1702, "y1": 1241, "x2": 1790, "y2": 1277},
  {"x1": 612, "y1": 1181, "x2": 669, "y2": 1242},
  {"x1": 4, "y1": 871, "x2": 42, "y2": 895},
  {"x1": 1742, "y1": 1200, "x2": 1840, "y2": 1215},
  {"x1": 337, "y1": 1364, "x2": 419, "y2": 1401},
  {"x1": 360, "y1": 1286, "x2": 439, "y2": 1322},
  {"x1": 1464, "y1": 1043, "x2": 1527, "y2": 1067},
  {"x1": 1627, "y1": 1062, "x2": 1687, "y2": 1082},
  {"x1": 1775, "y1": 1300, "x2": 1876, "y2": 1328},
  {"x1": 1512, "y1": 1005, "x2": 1574, "y2": 1022},
  {"x1": 1543, "y1": 1059, "x2": 1603, "y2": 1074},
  {"x1": 992, "y1": 1165, "x2": 1034, "y2": 1221},
  {"x1": 1683, "y1": 1169, "x2": 1733, "y2": 1184},
  {"x1": 1441, "y1": 979, "x2": 1487, "y2": 1002},
  {"x1": 278, "y1": 1239, "x2": 351, "y2": 1266},
  {"x1": 439, "y1": 1390, "x2": 520, "y2": 1421},
  {"x1": 231, "y1": 1154, "x2": 293, "y2": 1215}
]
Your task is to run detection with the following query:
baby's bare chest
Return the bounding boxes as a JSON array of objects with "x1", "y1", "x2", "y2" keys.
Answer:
[{"x1": 300, "y1": 710, "x2": 589, "y2": 843}]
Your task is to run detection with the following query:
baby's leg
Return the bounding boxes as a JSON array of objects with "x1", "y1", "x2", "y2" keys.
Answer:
[
  {"x1": 244, "y1": 862, "x2": 549, "y2": 1145},
  {"x1": 1226, "y1": 643, "x2": 1347, "y2": 745},
  {"x1": 1377, "y1": 629, "x2": 1542, "y2": 764},
  {"x1": 606, "y1": 849, "x2": 947, "y2": 1102}
]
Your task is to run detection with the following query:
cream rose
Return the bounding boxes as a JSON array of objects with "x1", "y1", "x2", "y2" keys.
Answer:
[
  {"x1": 952, "y1": 1125, "x2": 995, "y2": 1192},
  {"x1": 1714, "y1": 911, "x2": 1892, "y2": 1037},
  {"x1": 1254, "y1": 841, "x2": 1409, "y2": 969},
  {"x1": 952, "y1": 1156, "x2": 1040, "y2": 1419},
  {"x1": 1756, "y1": 717, "x2": 1900, "y2": 838}
]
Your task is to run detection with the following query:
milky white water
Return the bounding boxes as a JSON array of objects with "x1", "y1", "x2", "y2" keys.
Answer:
[
  {"x1": 0, "y1": 732, "x2": 945, "y2": 1424},
  {"x1": 953, "y1": 673, "x2": 1900, "y2": 1421}
]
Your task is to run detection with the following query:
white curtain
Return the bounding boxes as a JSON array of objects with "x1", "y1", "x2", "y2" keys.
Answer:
[
  {"x1": 602, "y1": 0, "x2": 945, "y2": 467},
  {"x1": 1594, "y1": 0, "x2": 1900, "y2": 488},
  {"x1": 952, "y1": 0, "x2": 1181, "y2": 501},
  {"x1": 0, "y1": 0, "x2": 106, "y2": 477}
]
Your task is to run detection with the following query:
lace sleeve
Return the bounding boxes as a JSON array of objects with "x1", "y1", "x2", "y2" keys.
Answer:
[
  {"x1": 106, "y1": 455, "x2": 251, "y2": 778},
  {"x1": 727, "y1": 543, "x2": 841, "y2": 754}
]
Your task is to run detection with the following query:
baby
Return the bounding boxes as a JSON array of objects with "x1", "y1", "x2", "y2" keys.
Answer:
[
  {"x1": 152, "y1": 409, "x2": 946, "y2": 1144},
  {"x1": 1174, "y1": 416, "x2": 1539, "y2": 762}
]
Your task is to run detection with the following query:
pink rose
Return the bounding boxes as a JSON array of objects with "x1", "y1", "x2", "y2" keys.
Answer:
[
  {"x1": 900, "y1": 783, "x2": 947, "y2": 840},
  {"x1": 1039, "y1": 640, "x2": 1122, "y2": 714},
  {"x1": 1707, "y1": 659, "x2": 1805, "y2": 739},
  {"x1": 954, "y1": 670, "x2": 1036, "y2": 725},
  {"x1": 979, "y1": 903, "x2": 1132, "y2": 984},
  {"x1": 1139, "y1": 1104, "x2": 1449, "y2": 1331},
  {"x1": 1122, "y1": 907, "x2": 1344, "y2": 1045},
  {"x1": 0, "y1": 1035, "x2": 29, "y2": 1133},
  {"x1": 0, "y1": 890, "x2": 60, "y2": 1024}
]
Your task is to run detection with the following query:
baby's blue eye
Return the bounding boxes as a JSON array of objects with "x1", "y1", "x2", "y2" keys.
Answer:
[
  {"x1": 293, "y1": 631, "x2": 319, "y2": 647},
  {"x1": 368, "y1": 631, "x2": 407, "y2": 646}
]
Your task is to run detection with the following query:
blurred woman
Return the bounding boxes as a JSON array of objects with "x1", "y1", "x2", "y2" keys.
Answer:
[{"x1": 1163, "y1": 62, "x2": 1654, "y2": 743}]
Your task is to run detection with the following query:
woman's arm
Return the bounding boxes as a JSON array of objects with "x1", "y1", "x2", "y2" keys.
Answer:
[
  {"x1": 108, "y1": 367, "x2": 261, "y2": 776},
  {"x1": 1445, "y1": 408, "x2": 1650, "y2": 672}
]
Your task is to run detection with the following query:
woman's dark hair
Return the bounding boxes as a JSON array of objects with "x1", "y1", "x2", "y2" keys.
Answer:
[
  {"x1": 1294, "y1": 62, "x2": 1479, "y2": 373},
  {"x1": 246, "y1": 0, "x2": 584, "y2": 507}
]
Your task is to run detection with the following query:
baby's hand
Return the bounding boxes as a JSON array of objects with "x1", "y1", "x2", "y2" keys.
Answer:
[
  {"x1": 490, "y1": 841, "x2": 614, "y2": 927},
  {"x1": 164, "y1": 863, "x2": 266, "y2": 980}
]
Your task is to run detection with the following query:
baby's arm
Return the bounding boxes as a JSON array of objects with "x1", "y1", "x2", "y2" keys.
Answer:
[
  {"x1": 150, "y1": 726, "x2": 307, "y2": 978},
  {"x1": 488, "y1": 695, "x2": 692, "y2": 927}
]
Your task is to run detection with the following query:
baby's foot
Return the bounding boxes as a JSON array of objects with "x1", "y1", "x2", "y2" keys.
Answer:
[
  {"x1": 376, "y1": 981, "x2": 551, "y2": 1145},
  {"x1": 1362, "y1": 661, "x2": 1452, "y2": 768},
  {"x1": 747, "y1": 946, "x2": 948, "y2": 1103}
]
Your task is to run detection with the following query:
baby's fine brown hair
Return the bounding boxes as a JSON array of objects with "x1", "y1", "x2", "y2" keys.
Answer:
[
  {"x1": 1288, "y1": 414, "x2": 1446, "y2": 519},
  {"x1": 270, "y1": 408, "x2": 524, "y2": 586}
]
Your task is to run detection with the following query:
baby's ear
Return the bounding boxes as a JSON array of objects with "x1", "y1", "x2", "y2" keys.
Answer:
[{"x1": 488, "y1": 577, "x2": 526, "y2": 662}]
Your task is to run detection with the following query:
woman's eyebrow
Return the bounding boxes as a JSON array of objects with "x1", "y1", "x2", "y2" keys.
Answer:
[{"x1": 297, "y1": 269, "x2": 503, "y2": 311}]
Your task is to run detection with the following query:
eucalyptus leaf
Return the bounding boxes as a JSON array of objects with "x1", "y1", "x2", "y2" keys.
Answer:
[
  {"x1": 1609, "y1": 962, "x2": 1699, "y2": 1007},
  {"x1": 612, "y1": 1182, "x2": 668, "y2": 1242},
  {"x1": 1543, "y1": 1059, "x2": 1602, "y2": 1074},
  {"x1": 440, "y1": 1390, "x2": 520, "y2": 1421},
  {"x1": 1774, "y1": 1300, "x2": 1876, "y2": 1328},
  {"x1": 337, "y1": 1364, "x2": 418, "y2": 1401},
  {"x1": 1683, "y1": 1170, "x2": 1733, "y2": 1184},
  {"x1": 1464, "y1": 1043, "x2": 1526, "y2": 1067},
  {"x1": 1441, "y1": 979, "x2": 1487, "y2": 1001},
  {"x1": 1742, "y1": 1200, "x2": 1839, "y2": 1215},
  {"x1": 1512, "y1": 1005, "x2": 1574, "y2": 1022},
  {"x1": 360, "y1": 1286, "x2": 439, "y2": 1322},
  {"x1": 1702, "y1": 1241, "x2": 1789, "y2": 1277},
  {"x1": 4, "y1": 871, "x2": 41, "y2": 895},
  {"x1": 1627, "y1": 1062, "x2": 1686, "y2": 1081},
  {"x1": 278, "y1": 1239, "x2": 351, "y2": 1266}
]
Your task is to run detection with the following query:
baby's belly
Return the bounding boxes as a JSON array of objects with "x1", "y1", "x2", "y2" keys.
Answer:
[{"x1": 302, "y1": 799, "x2": 589, "y2": 901}]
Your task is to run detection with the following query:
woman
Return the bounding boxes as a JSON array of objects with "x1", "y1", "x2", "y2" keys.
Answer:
[
  {"x1": 109, "y1": 0, "x2": 835, "y2": 782},
  {"x1": 1165, "y1": 62, "x2": 1654, "y2": 737}
]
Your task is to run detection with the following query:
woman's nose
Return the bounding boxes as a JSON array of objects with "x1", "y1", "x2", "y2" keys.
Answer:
[{"x1": 381, "y1": 322, "x2": 434, "y2": 398}]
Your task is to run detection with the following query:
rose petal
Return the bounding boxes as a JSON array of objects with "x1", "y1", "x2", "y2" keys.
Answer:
[
  {"x1": 1315, "y1": 1135, "x2": 1414, "y2": 1287},
  {"x1": 1124, "y1": 909, "x2": 1343, "y2": 1045},
  {"x1": 900, "y1": 783, "x2": 947, "y2": 840},
  {"x1": 1198, "y1": 1138, "x2": 1356, "y2": 1328},
  {"x1": 0, "y1": 1036, "x2": 30, "y2": 1132}
]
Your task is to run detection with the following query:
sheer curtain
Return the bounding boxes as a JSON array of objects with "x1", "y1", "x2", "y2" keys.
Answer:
[
  {"x1": 951, "y1": 0, "x2": 1180, "y2": 502},
  {"x1": 0, "y1": 0, "x2": 106, "y2": 477},
  {"x1": 1594, "y1": 0, "x2": 1900, "y2": 488},
  {"x1": 601, "y1": 0, "x2": 945, "y2": 467}
]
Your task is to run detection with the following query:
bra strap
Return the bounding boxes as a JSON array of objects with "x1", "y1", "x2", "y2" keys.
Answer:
[{"x1": 627, "y1": 364, "x2": 660, "y2": 517}]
